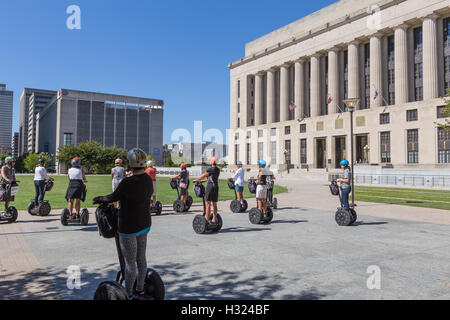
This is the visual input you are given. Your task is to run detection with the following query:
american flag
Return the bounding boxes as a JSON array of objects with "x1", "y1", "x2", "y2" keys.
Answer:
[
  {"x1": 327, "y1": 96, "x2": 333, "y2": 105},
  {"x1": 374, "y1": 90, "x2": 379, "y2": 100},
  {"x1": 289, "y1": 103, "x2": 296, "y2": 111}
]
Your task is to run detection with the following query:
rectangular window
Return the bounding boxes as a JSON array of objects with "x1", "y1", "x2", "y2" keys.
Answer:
[
  {"x1": 237, "y1": 80, "x2": 240, "y2": 98},
  {"x1": 271, "y1": 128, "x2": 277, "y2": 136},
  {"x1": 284, "y1": 140, "x2": 291, "y2": 165},
  {"x1": 235, "y1": 144, "x2": 239, "y2": 164},
  {"x1": 444, "y1": 18, "x2": 450, "y2": 91},
  {"x1": 258, "y1": 129, "x2": 263, "y2": 138},
  {"x1": 335, "y1": 119, "x2": 343, "y2": 129},
  {"x1": 300, "y1": 124, "x2": 306, "y2": 133},
  {"x1": 271, "y1": 141, "x2": 277, "y2": 165},
  {"x1": 237, "y1": 103, "x2": 240, "y2": 113},
  {"x1": 437, "y1": 106, "x2": 449, "y2": 119},
  {"x1": 235, "y1": 133, "x2": 239, "y2": 140},
  {"x1": 284, "y1": 126, "x2": 291, "y2": 135},
  {"x1": 387, "y1": 35, "x2": 395, "y2": 105},
  {"x1": 316, "y1": 121, "x2": 324, "y2": 131},
  {"x1": 363, "y1": 43, "x2": 370, "y2": 109},
  {"x1": 247, "y1": 131, "x2": 251, "y2": 139},
  {"x1": 380, "y1": 132, "x2": 391, "y2": 163},
  {"x1": 237, "y1": 118, "x2": 240, "y2": 128},
  {"x1": 407, "y1": 129, "x2": 419, "y2": 164},
  {"x1": 246, "y1": 143, "x2": 251, "y2": 165},
  {"x1": 414, "y1": 27, "x2": 423, "y2": 101},
  {"x1": 258, "y1": 142, "x2": 264, "y2": 161},
  {"x1": 300, "y1": 139, "x2": 307, "y2": 164},
  {"x1": 406, "y1": 109, "x2": 418, "y2": 122},
  {"x1": 64, "y1": 133, "x2": 73, "y2": 146},
  {"x1": 380, "y1": 113, "x2": 390, "y2": 124},
  {"x1": 438, "y1": 128, "x2": 450, "y2": 163}
]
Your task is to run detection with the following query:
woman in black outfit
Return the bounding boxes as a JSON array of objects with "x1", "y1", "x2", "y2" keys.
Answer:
[
  {"x1": 193, "y1": 156, "x2": 220, "y2": 225},
  {"x1": 93, "y1": 148, "x2": 153, "y2": 300}
]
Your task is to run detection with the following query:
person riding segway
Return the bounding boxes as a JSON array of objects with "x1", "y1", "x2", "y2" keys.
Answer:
[
  {"x1": 248, "y1": 160, "x2": 275, "y2": 225},
  {"x1": 228, "y1": 161, "x2": 248, "y2": 213},
  {"x1": 146, "y1": 161, "x2": 162, "y2": 215},
  {"x1": 61, "y1": 158, "x2": 89, "y2": 226},
  {"x1": 28, "y1": 157, "x2": 54, "y2": 216},
  {"x1": 0, "y1": 157, "x2": 19, "y2": 223},
  {"x1": 170, "y1": 163, "x2": 193, "y2": 213},
  {"x1": 332, "y1": 160, "x2": 357, "y2": 226},
  {"x1": 93, "y1": 148, "x2": 165, "y2": 300}
]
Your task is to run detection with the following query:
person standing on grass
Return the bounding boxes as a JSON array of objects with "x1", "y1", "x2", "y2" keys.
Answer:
[
  {"x1": 145, "y1": 160, "x2": 157, "y2": 206},
  {"x1": 111, "y1": 158, "x2": 125, "y2": 207},
  {"x1": 336, "y1": 159, "x2": 351, "y2": 211},
  {"x1": 171, "y1": 162, "x2": 189, "y2": 206}
]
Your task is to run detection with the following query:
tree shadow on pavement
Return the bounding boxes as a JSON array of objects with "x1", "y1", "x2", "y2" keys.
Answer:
[
  {"x1": 271, "y1": 220, "x2": 309, "y2": 224},
  {"x1": 219, "y1": 227, "x2": 271, "y2": 234},
  {"x1": 350, "y1": 221, "x2": 388, "y2": 227}
]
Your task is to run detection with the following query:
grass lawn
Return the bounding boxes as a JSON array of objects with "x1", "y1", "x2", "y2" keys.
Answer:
[
  {"x1": 351, "y1": 186, "x2": 450, "y2": 211},
  {"x1": 10, "y1": 175, "x2": 288, "y2": 211}
]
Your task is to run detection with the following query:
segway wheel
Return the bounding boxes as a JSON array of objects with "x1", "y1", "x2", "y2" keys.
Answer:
[
  {"x1": 350, "y1": 209, "x2": 357, "y2": 225},
  {"x1": 230, "y1": 200, "x2": 242, "y2": 213},
  {"x1": 185, "y1": 196, "x2": 193, "y2": 211},
  {"x1": 173, "y1": 200, "x2": 185, "y2": 213},
  {"x1": 249, "y1": 208, "x2": 263, "y2": 225},
  {"x1": 7, "y1": 207, "x2": 18, "y2": 223},
  {"x1": 61, "y1": 208, "x2": 70, "y2": 226},
  {"x1": 193, "y1": 215, "x2": 207, "y2": 234},
  {"x1": 335, "y1": 209, "x2": 351, "y2": 226},
  {"x1": 212, "y1": 214, "x2": 223, "y2": 232},
  {"x1": 273, "y1": 198, "x2": 278, "y2": 210},
  {"x1": 27, "y1": 201, "x2": 35, "y2": 215},
  {"x1": 93, "y1": 281, "x2": 129, "y2": 300},
  {"x1": 142, "y1": 268, "x2": 165, "y2": 300},
  {"x1": 241, "y1": 200, "x2": 248, "y2": 212},
  {"x1": 263, "y1": 208, "x2": 273, "y2": 224},
  {"x1": 39, "y1": 202, "x2": 51, "y2": 217},
  {"x1": 155, "y1": 201, "x2": 162, "y2": 215},
  {"x1": 80, "y1": 209, "x2": 89, "y2": 226}
]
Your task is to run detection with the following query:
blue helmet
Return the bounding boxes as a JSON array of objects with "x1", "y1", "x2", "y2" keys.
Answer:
[
  {"x1": 340, "y1": 159, "x2": 349, "y2": 166},
  {"x1": 257, "y1": 160, "x2": 267, "y2": 168}
]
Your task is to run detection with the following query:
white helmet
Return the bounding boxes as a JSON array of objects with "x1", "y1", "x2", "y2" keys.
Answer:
[{"x1": 147, "y1": 160, "x2": 153, "y2": 167}]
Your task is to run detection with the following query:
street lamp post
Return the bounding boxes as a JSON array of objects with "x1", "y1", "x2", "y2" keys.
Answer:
[{"x1": 343, "y1": 98, "x2": 360, "y2": 208}]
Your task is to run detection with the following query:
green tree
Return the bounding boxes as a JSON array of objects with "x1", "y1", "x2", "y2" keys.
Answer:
[
  {"x1": 57, "y1": 145, "x2": 79, "y2": 168},
  {"x1": 164, "y1": 153, "x2": 177, "y2": 167},
  {"x1": 438, "y1": 89, "x2": 450, "y2": 131},
  {"x1": 94, "y1": 146, "x2": 127, "y2": 173},
  {"x1": 23, "y1": 153, "x2": 53, "y2": 173}
]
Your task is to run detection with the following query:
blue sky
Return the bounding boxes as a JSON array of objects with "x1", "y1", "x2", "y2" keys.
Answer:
[{"x1": 0, "y1": 0, "x2": 335, "y2": 144}]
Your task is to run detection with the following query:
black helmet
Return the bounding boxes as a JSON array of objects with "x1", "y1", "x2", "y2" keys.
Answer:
[{"x1": 38, "y1": 157, "x2": 46, "y2": 164}]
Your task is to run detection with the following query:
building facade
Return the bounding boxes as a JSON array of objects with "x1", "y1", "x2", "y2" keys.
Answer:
[
  {"x1": 19, "y1": 88, "x2": 57, "y2": 155},
  {"x1": 167, "y1": 142, "x2": 228, "y2": 165},
  {"x1": 12, "y1": 132, "x2": 19, "y2": 158},
  {"x1": 228, "y1": 0, "x2": 450, "y2": 170},
  {"x1": 36, "y1": 89, "x2": 164, "y2": 170},
  {"x1": 0, "y1": 84, "x2": 13, "y2": 155}
]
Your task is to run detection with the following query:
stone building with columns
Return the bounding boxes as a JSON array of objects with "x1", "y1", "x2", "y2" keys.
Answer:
[{"x1": 228, "y1": 0, "x2": 450, "y2": 171}]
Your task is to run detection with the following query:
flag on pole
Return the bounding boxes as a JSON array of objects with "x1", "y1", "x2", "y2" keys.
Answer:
[
  {"x1": 289, "y1": 103, "x2": 296, "y2": 111},
  {"x1": 327, "y1": 96, "x2": 333, "y2": 105},
  {"x1": 374, "y1": 90, "x2": 379, "y2": 100}
]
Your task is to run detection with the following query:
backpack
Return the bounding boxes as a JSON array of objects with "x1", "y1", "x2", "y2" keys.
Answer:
[
  {"x1": 248, "y1": 179, "x2": 257, "y2": 194},
  {"x1": 227, "y1": 179, "x2": 235, "y2": 190},
  {"x1": 329, "y1": 181, "x2": 340, "y2": 196},
  {"x1": 95, "y1": 204, "x2": 118, "y2": 239},
  {"x1": 194, "y1": 183, "x2": 205, "y2": 198},
  {"x1": 45, "y1": 180, "x2": 54, "y2": 192},
  {"x1": 170, "y1": 179, "x2": 178, "y2": 190}
]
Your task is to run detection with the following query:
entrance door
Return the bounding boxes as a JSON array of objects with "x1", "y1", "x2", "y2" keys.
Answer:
[
  {"x1": 335, "y1": 136, "x2": 346, "y2": 168},
  {"x1": 316, "y1": 138, "x2": 326, "y2": 169},
  {"x1": 356, "y1": 135, "x2": 369, "y2": 163}
]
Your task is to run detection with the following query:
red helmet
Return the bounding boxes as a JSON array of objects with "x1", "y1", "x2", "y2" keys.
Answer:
[{"x1": 180, "y1": 162, "x2": 187, "y2": 169}]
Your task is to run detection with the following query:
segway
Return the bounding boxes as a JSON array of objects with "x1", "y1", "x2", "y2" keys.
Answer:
[
  {"x1": 247, "y1": 178, "x2": 273, "y2": 225},
  {"x1": 192, "y1": 182, "x2": 223, "y2": 234},
  {"x1": 27, "y1": 180, "x2": 53, "y2": 216},
  {"x1": 149, "y1": 201, "x2": 163, "y2": 215},
  {"x1": 61, "y1": 208, "x2": 90, "y2": 226},
  {"x1": 0, "y1": 181, "x2": 19, "y2": 223},
  {"x1": 330, "y1": 180, "x2": 357, "y2": 226},
  {"x1": 170, "y1": 179, "x2": 193, "y2": 213},
  {"x1": 227, "y1": 179, "x2": 247, "y2": 213},
  {"x1": 266, "y1": 178, "x2": 278, "y2": 210},
  {"x1": 93, "y1": 204, "x2": 165, "y2": 300}
]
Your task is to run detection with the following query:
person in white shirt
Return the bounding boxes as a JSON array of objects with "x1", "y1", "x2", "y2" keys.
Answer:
[
  {"x1": 65, "y1": 157, "x2": 88, "y2": 218},
  {"x1": 34, "y1": 157, "x2": 54, "y2": 206},
  {"x1": 229, "y1": 161, "x2": 245, "y2": 206}
]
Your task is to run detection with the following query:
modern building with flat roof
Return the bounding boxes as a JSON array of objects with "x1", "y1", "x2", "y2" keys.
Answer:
[
  {"x1": 12, "y1": 132, "x2": 19, "y2": 158},
  {"x1": 228, "y1": 0, "x2": 450, "y2": 171},
  {"x1": 36, "y1": 89, "x2": 164, "y2": 171},
  {"x1": 19, "y1": 88, "x2": 57, "y2": 155},
  {"x1": 0, "y1": 84, "x2": 13, "y2": 155}
]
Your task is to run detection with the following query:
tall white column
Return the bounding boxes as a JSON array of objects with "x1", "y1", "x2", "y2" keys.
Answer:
[
  {"x1": 422, "y1": 14, "x2": 440, "y2": 100},
  {"x1": 294, "y1": 59, "x2": 305, "y2": 119},
  {"x1": 280, "y1": 64, "x2": 290, "y2": 122},
  {"x1": 310, "y1": 55, "x2": 321, "y2": 117},
  {"x1": 394, "y1": 24, "x2": 409, "y2": 104},
  {"x1": 266, "y1": 69, "x2": 276, "y2": 124},
  {"x1": 254, "y1": 73, "x2": 264, "y2": 125},
  {"x1": 370, "y1": 33, "x2": 383, "y2": 107},
  {"x1": 230, "y1": 77, "x2": 238, "y2": 129},
  {"x1": 348, "y1": 41, "x2": 360, "y2": 100},
  {"x1": 328, "y1": 48, "x2": 340, "y2": 114}
]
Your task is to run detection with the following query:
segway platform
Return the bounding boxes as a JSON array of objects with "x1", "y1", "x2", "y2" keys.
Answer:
[
  {"x1": 192, "y1": 182, "x2": 223, "y2": 234},
  {"x1": 248, "y1": 207, "x2": 273, "y2": 225},
  {"x1": 149, "y1": 201, "x2": 163, "y2": 215},
  {"x1": 0, "y1": 182, "x2": 19, "y2": 223},
  {"x1": 330, "y1": 180, "x2": 357, "y2": 226},
  {"x1": 227, "y1": 179, "x2": 248, "y2": 213},
  {"x1": 170, "y1": 179, "x2": 192, "y2": 213},
  {"x1": 27, "y1": 200, "x2": 51, "y2": 216},
  {"x1": 61, "y1": 208, "x2": 89, "y2": 226}
]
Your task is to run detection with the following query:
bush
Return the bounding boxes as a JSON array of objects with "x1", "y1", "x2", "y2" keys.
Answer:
[{"x1": 24, "y1": 153, "x2": 53, "y2": 173}]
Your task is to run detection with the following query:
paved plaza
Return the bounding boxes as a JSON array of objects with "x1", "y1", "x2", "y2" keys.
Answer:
[{"x1": 0, "y1": 178, "x2": 449, "y2": 300}]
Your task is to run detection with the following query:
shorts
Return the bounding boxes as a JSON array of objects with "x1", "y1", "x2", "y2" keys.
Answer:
[
  {"x1": 112, "y1": 179, "x2": 122, "y2": 192},
  {"x1": 256, "y1": 184, "x2": 267, "y2": 199},
  {"x1": 236, "y1": 185, "x2": 244, "y2": 193},
  {"x1": 179, "y1": 187, "x2": 187, "y2": 196},
  {"x1": 152, "y1": 180, "x2": 157, "y2": 196},
  {"x1": 205, "y1": 184, "x2": 219, "y2": 202}
]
